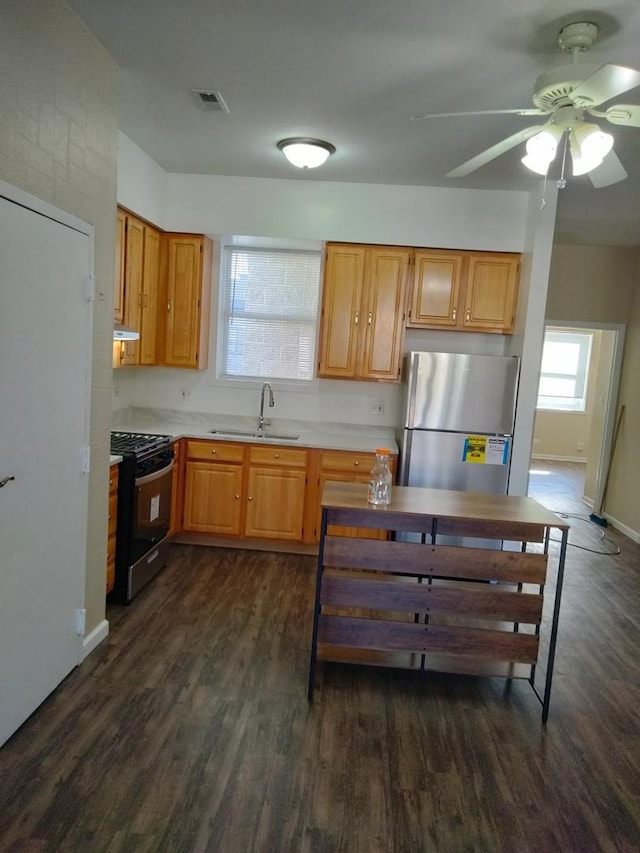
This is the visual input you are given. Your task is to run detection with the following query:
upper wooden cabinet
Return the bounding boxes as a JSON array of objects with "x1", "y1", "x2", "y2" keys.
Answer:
[
  {"x1": 464, "y1": 253, "x2": 520, "y2": 333},
  {"x1": 114, "y1": 209, "x2": 162, "y2": 367},
  {"x1": 139, "y1": 224, "x2": 161, "y2": 365},
  {"x1": 161, "y1": 234, "x2": 212, "y2": 370},
  {"x1": 114, "y1": 209, "x2": 126, "y2": 324},
  {"x1": 407, "y1": 249, "x2": 520, "y2": 334},
  {"x1": 408, "y1": 249, "x2": 465, "y2": 328},
  {"x1": 318, "y1": 243, "x2": 410, "y2": 381},
  {"x1": 119, "y1": 214, "x2": 144, "y2": 366}
]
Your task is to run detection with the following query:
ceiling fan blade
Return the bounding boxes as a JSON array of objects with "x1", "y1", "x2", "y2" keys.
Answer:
[
  {"x1": 446, "y1": 125, "x2": 545, "y2": 178},
  {"x1": 602, "y1": 103, "x2": 640, "y2": 127},
  {"x1": 571, "y1": 64, "x2": 640, "y2": 108},
  {"x1": 411, "y1": 108, "x2": 546, "y2": 121},
  {"x1": 588, "y1": 150, "x2": 628, "y2": 188}
]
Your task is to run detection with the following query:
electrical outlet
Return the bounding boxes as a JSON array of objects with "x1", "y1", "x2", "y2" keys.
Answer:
[
  {"x1": 370, "y1": 399, "x2": 385, "y2": 416},
  {"x1": 576, "y1": 442, "x2": 584, "y2": 452},
  {"x1": 180, "y1": 387, "x2": 190, "y2": 400}
]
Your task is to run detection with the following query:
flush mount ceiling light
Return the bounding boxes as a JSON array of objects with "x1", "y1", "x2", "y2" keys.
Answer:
[{"x1": 277, "y1": 138, "x2": 336, "y2": 169}]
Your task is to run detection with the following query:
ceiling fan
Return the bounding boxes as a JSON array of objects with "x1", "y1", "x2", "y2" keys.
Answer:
[{"x1": 413, "y1": 21, "x2": 640, "y2": 187}]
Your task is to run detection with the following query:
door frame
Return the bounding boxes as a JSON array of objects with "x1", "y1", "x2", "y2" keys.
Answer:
[{"x1": 537, "y1": 319, "x2": 626, "y2": 513}]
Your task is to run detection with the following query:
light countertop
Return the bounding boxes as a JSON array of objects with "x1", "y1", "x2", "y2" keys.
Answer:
[{"x1": 111, "y1": 408, "x2": 398, "y2": 455}]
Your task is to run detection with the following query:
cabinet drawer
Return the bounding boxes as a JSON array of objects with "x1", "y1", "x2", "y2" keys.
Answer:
[
  {"x1": 249, "y1": 446, "x2": 307, "y2": 468},
  {"x1": 319, "y1": 450, "x2": 377, "y2": 472},
  {"x1": 186, "y1": 440, "x2": 245, "y2": 463}
]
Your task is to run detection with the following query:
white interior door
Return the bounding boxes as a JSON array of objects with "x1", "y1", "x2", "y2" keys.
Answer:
[{"x1": 0, "y1": 187, "x2": 92, "y2": 748}]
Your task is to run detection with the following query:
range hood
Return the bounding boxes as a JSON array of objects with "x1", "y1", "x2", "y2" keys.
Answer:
[{"x1": 113, "y1": 324, "x2": 140, "y2": 341}]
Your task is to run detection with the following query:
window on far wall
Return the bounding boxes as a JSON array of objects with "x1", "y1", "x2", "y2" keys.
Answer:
[
  {"x1": 220, "y1": 244, "x2": 322, "y2": 381},
  {"x1": 536, "y1": 328, "x2": 593, "y2": 412}
]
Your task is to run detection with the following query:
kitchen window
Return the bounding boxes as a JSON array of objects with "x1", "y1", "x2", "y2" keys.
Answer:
[
  {"x1": 537, "y1": 329, "x2": 593, "y2": 412},
  {"x1": 220, "y1": 244, "x2": 321, "y2": 381}
]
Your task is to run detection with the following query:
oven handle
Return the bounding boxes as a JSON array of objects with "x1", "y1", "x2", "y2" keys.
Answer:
[{"x1": 135, "y1": 459, "x2": 174, "y2": 486}]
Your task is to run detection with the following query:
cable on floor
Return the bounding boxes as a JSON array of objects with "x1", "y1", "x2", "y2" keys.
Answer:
[{"x1": 546, "y1": 510, "x2": 622, "y2": 556}]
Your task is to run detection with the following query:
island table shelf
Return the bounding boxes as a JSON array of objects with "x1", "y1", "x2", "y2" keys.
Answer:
[{"x1": 308, "y1": 482, "x2": 570, "y2": 722}]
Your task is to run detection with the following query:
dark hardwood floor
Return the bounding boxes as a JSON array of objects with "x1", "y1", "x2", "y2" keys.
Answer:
[{"x1": 1, "y1": 469, "x2": 639, "y2": 851}]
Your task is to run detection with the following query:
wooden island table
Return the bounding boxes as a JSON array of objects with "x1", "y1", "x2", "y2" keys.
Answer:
[{"x1": 307, "y1": 482, "x2": 570, "y2": 722}]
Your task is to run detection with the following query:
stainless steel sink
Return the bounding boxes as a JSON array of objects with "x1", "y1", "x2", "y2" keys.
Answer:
[{"x1": 209, "y1": 429, "x2": 299, "y2": 441}]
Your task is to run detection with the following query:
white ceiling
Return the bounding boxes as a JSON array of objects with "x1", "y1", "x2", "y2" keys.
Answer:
[{"x1": 67, "y1": 0, "x2": 640, "y2": 247}]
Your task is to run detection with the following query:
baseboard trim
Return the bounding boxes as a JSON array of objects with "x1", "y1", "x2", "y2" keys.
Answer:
[
  {"x1": 80, "y1": 619, "x2": 109, "y2": 662},
  {"x1": 602, "y1": 515, "x2": 640, "y2": 544},
  {"x1": 173, "y1": 534, "x2": 318, "y2": 556}
]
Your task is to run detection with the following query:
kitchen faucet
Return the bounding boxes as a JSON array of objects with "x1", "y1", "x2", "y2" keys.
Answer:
[{"x1": 258, "y1": 382, "x2": 275, "y2": 434}]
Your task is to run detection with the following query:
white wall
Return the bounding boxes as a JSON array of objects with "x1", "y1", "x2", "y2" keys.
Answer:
[
  {"x1": 506, "y1": 183, "x2": 559, "y2": 495},
  {"x1": 164, "y1": 173, "x2": 529, "y2": 250},
  {"x1": 116, "y1": 132, "x2": 167, "y2": 228}
]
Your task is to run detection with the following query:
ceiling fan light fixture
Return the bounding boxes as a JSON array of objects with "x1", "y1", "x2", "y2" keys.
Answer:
[
  {"x1": 277, "y1": 137, "x2": 336, "y2": 169},
  {"x1": 521, "y1": 126, "x2": 562, "y2": 175},
  {"x1": 521, "y1": 152, "x2": 552, "y2": 175},
  {"x1": 570, "y1": 124, "x2": 614, "y2": 175}
]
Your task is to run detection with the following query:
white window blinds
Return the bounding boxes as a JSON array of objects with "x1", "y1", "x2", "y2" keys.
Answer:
[{"x1": 221, "y1": 246, "x2": 321, "y2": 380}]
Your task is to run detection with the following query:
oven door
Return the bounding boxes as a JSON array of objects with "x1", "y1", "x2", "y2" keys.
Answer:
[{"x1": 131, "y1": 458, "x2": 173, "y2": 565}]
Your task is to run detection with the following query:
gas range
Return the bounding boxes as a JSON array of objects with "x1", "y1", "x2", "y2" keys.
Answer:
[
  {"x1": 109, "y1": 431, "x2": 175, "y2": 604},
  {"x1": 110, "y1": 431, "x2": 172, "y2": 458}
]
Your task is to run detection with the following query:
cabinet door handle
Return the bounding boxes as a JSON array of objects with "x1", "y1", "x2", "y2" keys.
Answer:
[
  {"x1": 466, "y1": 309, "x2": 470, "y2": 322},
  {"x1": 354, "y1": 461, "x2": 359, "y2": 467},
  {"x1": 274, "y1": 453, "x2": 280, "y2": 459},
  {"x1": 368, "y1": 311, "x2": 372, "y2": 325},
  {"x1": 248, "y1": 496, "x2": 253, "y2": 501},
  {"x1": 211, "y1": 449, "x2": 216, "y2": 455},
  {"x1": 452, "y1": 307, "x2": 456, "y2": 321},
  {"x1": 167, "y1": 301, "x2": 172, "y2": 312},
  {"x1": 354, "y1": 311, "x2": 359, "y2": 325},
  {"x1": 235, "y1": 494, "x2": 240, "y2": 500}
]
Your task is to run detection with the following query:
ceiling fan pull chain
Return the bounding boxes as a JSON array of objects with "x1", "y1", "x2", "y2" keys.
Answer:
[{"x1": 557, "y1": 132, "x2": 568, "y2": 189}]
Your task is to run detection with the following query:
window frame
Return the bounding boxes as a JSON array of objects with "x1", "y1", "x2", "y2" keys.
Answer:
[
  {"x1": 536, "y1": 328, "x2": 593, "y2": 413},
  {"x1": 217, "y1": 240, "x2": 323, "y2": 383}
]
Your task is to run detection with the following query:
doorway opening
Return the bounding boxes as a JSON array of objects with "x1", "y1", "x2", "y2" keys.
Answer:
[{"x1": 527, "y1": 321, "x2": 625, "y2": 518}]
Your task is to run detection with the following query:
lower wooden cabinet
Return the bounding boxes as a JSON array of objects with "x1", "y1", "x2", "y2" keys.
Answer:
[
  {"x1": 177, "y1": 439, "x2": 397, "y2": 548},
  {"x1": 106, "y1": 464, "x2": 118, "y2": 594},
  {"x1": 245, "y1": 446, "x2": 307, "y2": 540},
  {"x1": 313, "y1": 449, "x2": 396, "y2": 542},
  {"x1": 183, "y1": 441, "x2": 244, "y2": 535},
  {"x1": 168, "y1": 439, "x2": 184, "y2": 537},
  {"x1": 182, "y1": 439, "x2": 308, "y2": 541}
]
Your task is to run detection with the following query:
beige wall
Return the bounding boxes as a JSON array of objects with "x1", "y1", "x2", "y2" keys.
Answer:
[
  {"x1": 0, "y1": 1, "x2": 119, "y2": 634},
  {"x1": 547, "y1": 244, "x2": 636, "y2": 324},
  {"x1": 546, "y1": 244, "x2": 640, "y2": 537}
]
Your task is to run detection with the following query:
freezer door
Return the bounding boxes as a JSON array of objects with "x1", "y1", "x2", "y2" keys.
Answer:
[
  {"x1": 401, "y1": 429, "x2": 510, "y2": 494},
  {"x1": 404, "y1": 351, "x2": 519, "y2": 435}
]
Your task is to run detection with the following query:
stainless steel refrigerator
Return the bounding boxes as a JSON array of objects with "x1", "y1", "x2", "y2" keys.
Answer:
[{"x1": 398, "y1": 351, "x2": 520, "y2": 497}]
